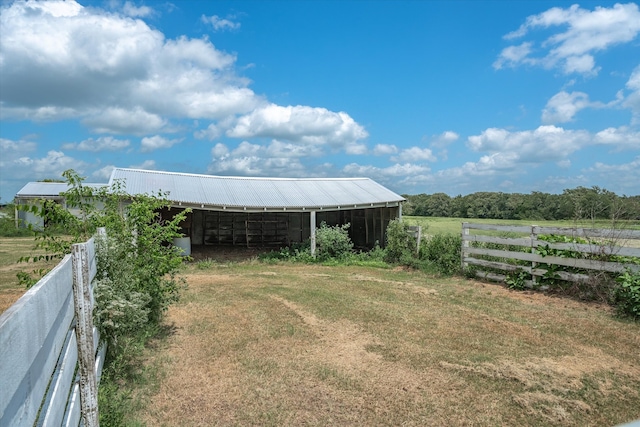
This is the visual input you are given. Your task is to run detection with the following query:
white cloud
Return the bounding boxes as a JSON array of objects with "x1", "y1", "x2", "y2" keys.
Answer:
[
  {"x1": 62, "y1": 136, "x2": 130, "y2": 152},
  {"x1": 82, "y1": 108, "x2": 167, "y2": 135},
  {"x1": 594, "y1": 126, "x2": 640, "y2": 150},
  {"x1": 623, "y1": 65, "x2": 640, "y2": 124},
  {"x1": 392, "y1": 147, "x2": 437, "y2": 163},
  {"x1": 14, "y1": 150, "x2": 85, "y2": 178},
  {"x1": 122, "y1": 1, "x2": 154, "y2": 18},
  {"x1": 129, "y1": 159, "x2": 156, "y2": 170},
  {"x1": 584, "y1": 156, "x2": 640, "y2": 194},
  {"x1": 373, "y1": 144, "x2": 398, "y2": 156},
  {"x1": 496, "y1": 3, "x2": 640, "y2": 75},
  {"x1": 201, "y1": 14, "x2": 241, "y2": 32},
  {"x1": 227, "y1": 104, "x2": 368, "y2": 148},
  {"x1": 541, "y1": 91, "x2": 593, "y2": 124},
  {"x1": 493, "y1": 42, "x2": 534, "y2": 70},
  {"x1": 140, "y1": 135, "x2": 182, "y2": 152},
  {"x1": 0, "y1": 0, "x2": 260, "y2": 133},
  {"x1": 211, "y1": 143, "x2": 229, "y2": 158},
  {"x1": 208, "y1": 140, "x2": 319, "y2": 177},
  {"x1": 468, "y1": 125, "x2": 590, "y2": 164},
  {"x1": 93, "y1": 165, "x2": 116, "y2": 180},
  {"x1": 343, "y1": 163, "x2": 430, "y2": 177},
  {"x1": 345, "y1": 143, "x2": 368, "y2": 155}
]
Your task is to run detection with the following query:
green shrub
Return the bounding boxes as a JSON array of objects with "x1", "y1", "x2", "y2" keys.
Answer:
[
  {"x1": 384, "y1": 219, "x2": 416, "y2": 263},
  {"x1": 315, "y1": 222, "x2": 353, "y2": 261},
  {"x1": 420, "y1": 233, "x2": 462, "y2": 275},
  {"x1": 614, "y1": 269, "x2": 640, "y2": 320},
  {"x1": 0, "y1": 204, "x2": 32, "y2": 237}
]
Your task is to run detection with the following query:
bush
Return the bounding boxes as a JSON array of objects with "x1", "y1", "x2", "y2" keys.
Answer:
[
  {"x1": 384, "y1": 219, "x2": 416, "y2": 264},
  {"x1": 0, "y1": 204, "x2": 32, "y2": 237},
  {"x1": 614, "y1": 269, "x2": 640, "y2": 320},
  {"x1": 315, "y1": 222, "x2": 354, "y2": 261},
  {"x1": 420, "y1": 233, "x2": 462, "y2": 275}
]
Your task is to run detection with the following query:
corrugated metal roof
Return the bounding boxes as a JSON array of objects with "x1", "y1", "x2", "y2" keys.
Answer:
[
  {"x1": 109, "y1": 168, "x2": 404, "y2": 211},
  {"x1": 16, "y1": 182, "x2": 107, "y2": 198}
]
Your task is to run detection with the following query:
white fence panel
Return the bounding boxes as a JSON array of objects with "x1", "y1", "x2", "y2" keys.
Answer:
[
  {"x1": 0, "y1": 255, "x2": 74, "y2": 427},
  {"x1": 0, "y1": 233, "x2": 105, "y2": 427}
]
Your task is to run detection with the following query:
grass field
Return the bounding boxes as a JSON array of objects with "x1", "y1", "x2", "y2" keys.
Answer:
[
  {"x1": 128, "y1": 260, "x2": 640, "y2": 426},
  {"x1": 0, "y1": 236, "x2": 58, "y2": 313},
  {"x1": 1, "y1": 231, "x2": 639, "y2": 426},
  {"x1": 403, "y1": 216, "x2": 640, "y2": 236}
]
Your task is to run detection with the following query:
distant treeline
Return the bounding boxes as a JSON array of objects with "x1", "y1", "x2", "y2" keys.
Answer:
[{"x1": 402, "y1": 186, "x2": 640, "y2": 221}]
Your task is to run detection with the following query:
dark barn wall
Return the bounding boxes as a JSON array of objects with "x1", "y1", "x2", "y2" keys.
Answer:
[{"x1": 186, "y1": 206, "x2": 400, "y2": 249}]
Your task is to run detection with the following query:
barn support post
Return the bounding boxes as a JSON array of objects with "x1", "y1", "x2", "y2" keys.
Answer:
[{"x1": 310, "y1": 211, "x2": 317, "y2": 257}]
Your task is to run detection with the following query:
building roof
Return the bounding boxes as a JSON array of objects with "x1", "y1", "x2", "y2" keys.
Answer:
[
  {"x1": 15, "y1": 182, "x2": 107, "y2": 198},
  {"x1": 109, "y1": 168, "x2": 404, "y2": 212}
]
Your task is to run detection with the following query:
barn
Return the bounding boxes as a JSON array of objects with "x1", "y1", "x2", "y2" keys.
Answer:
[{"x1": 15, "y1": 168, "x2": 405, "y2": 254}]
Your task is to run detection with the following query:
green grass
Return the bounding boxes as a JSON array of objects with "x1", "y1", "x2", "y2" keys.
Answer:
[{"x1": 403, "y1": 216, "x2": 640, "y2": 236}]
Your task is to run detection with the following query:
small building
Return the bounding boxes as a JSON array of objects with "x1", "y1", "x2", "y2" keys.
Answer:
[
  {"x1": 15, "y1": 168, "x2": 405, "y2": 252},
  {"x1": 14, "y1": 182, "x2": 107, "y2": 230}
]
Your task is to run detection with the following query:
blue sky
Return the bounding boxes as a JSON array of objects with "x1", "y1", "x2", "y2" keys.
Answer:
[{"x1": 1, "y1": 0, "x2": 639, "y2": 202}]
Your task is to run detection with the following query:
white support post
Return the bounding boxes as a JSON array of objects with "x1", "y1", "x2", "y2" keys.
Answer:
[
  {"x1": 531, "y1": 225, "x2": 538, "y2": 287},
  {"x1": 72, "y1": 242, "x2": 99, "y2": 427},
  {"x1": 310, "y1": 211, "x2": 317, "y2": 258},
  {"x1": 462, "y1": 222, "x2": 470, "y2": 270}
]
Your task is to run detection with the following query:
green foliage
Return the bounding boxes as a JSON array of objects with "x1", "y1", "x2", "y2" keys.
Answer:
[
  {"x1": 0, "y1": 204, "x2": 32, "y2": 237},
  {"x1": 315, "y1": 222, "x2": 354, "y2": 261},
  {"x1": 419, "y1": 233, "x2": 462, "y2": 275},
  {"x1": 384, "y1": 219, "x2": 416, "y2": 264},
  {"x1": 403, "y1": 186, "x2": 640, "y2": 221},
  {"x1": 614, "y1": 269, "x2": 640, "y2": 320},
  {"x1": 19, "y1": 169, "x2": 188, "y2": 365},
  {"x1": 505, "y1": 269, "x2": 529, "y2": 290}
]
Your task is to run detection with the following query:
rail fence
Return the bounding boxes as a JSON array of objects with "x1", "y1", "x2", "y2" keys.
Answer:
[
  {"x1": 0, "y1": 232, "x2": 106, "y2": 427},
  {"x1": 461, "y1": 222, "x2": 640, "y2": 287}
]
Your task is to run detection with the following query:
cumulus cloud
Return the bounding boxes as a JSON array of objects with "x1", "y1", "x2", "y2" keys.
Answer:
[
  {"x1": 13, "y1": 150, "x2": 86, "y2": 178},
  {"x1": 495, "y1": 3, "x2": 640, "y2": 75},
  {"x1": 201, "y1": 14, "x2": 241, "y2": 32},
  {"x1": 129, "y1": 159, "x2": 156, "y2": 170},
  {"x1": 391, "y1": 147, "x2": 437, "y2": 163},
  {"x1": 343, "y1": 163, "x2": 430, "y2": 177},
  {"x1": 594, "y1": 126, "x2": 640, "y2": 150},
  {"x1": 93, "y1": 165, "x2": 116, "y2": 180},
  {"x1": 208, "y1": 140, "x2": 317, "y2": 177},
  {"x1": 122, "y1": 1, "x2": 154, "y2": 18},
  {"x1": 584, "y1": 156, "x2": 640, "y2": 194},
  {"x1": 62, "y1": 136, "x2": 130, "y2": 151},
  {"x1": 0, "y1": 0, "x2": 260, "y2": 133},
  {"x1": 373, "y1": 144, "x2": 398, "y2": 156},
  {"x1": 140, "y1": 135, "x2": 182, "y2": 152},
  {"x1": 623, "y1": 65, "x2": 640, "y2": 124},
  {"x1": 541, "y1": 91, "x2": 594, "y2": 124},
  {"x1": 226, "y1": 104, "x2": 368, "y2": 148},
  {"x1": 468, "y1": 125, "x2": 591, "y2": 165}
]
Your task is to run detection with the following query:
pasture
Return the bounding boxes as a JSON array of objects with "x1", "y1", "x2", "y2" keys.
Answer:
[{"x1": 130, "y1": 260, "x2": 639, "y2": 426}]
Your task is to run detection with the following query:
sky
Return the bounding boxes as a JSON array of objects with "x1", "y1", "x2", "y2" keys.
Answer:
[{"x1": 1, "y1": 0, "x2": 640, "y2": 202}]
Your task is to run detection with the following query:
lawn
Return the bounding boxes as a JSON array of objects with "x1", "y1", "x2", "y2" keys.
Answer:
[
  {"x1": 129, "y1": 259, "x2": 640, "y2": 426},
  {"x1": 0, "y1": 236, "x2": 59, "y2": 313},
  {"x1": 403, "y1": 216, "x2": 640, "y2": 236}
]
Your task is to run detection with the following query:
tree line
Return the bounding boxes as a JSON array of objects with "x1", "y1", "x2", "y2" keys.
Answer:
[{"x1": 402, "y1": 186, "x2": 640, "y2": 221}]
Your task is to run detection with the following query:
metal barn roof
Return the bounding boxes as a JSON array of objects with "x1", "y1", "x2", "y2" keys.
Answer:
[
  {"x1": 16, "y1": 182, "x2": 107, "y2": 198},
  {"x1": 109, "y1": 168, "x2": 404, "y2": 212}
]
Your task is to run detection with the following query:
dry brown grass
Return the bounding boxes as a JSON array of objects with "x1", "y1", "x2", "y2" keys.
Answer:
[
  {"x1": 0, "y1": 237, "x2": 58, "y2": 313},
  {"x1": 130, "y1": 261, "x2": 640, "y2": 427}
]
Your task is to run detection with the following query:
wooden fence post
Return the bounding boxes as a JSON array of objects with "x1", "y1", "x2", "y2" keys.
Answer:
[
  {"x1": 461, "y1": 222, "x2": 469, "y2": 270},
  {"x1": 72, "y1": 241, "x2": 99, "y2": 427},
  {"x1": 530, "y1": 225, "x2": 538, "y2": 287}
]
